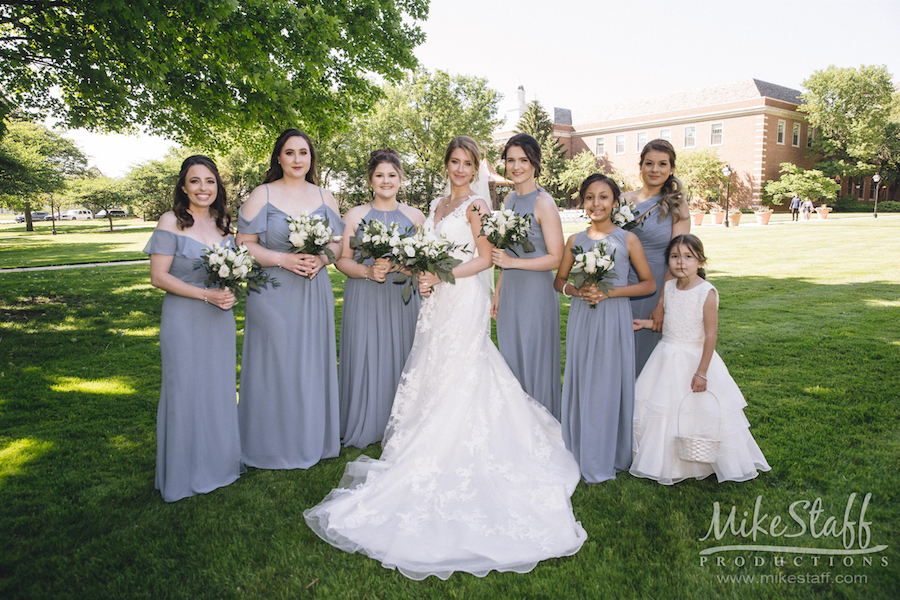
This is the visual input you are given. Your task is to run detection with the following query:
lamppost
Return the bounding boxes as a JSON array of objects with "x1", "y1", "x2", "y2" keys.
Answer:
[
  {"x1": 722, "y1": 164, "x2": 733, "y2": 227},
  {"x1": 873, "y1": 173, "x2": 881, "y2": 219}
]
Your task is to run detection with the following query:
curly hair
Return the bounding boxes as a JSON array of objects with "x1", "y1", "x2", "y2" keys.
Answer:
[
  {"x1": 639, "y1": 139, "x2": 688, "y2": 223},
  {"x1": 172, "y1": 155, "x2": 232, "y2": 235}
]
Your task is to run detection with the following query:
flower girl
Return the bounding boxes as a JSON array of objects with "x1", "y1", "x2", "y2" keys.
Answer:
[{"x1": 630, "y1": 234, "x2": 770, "y2": 484}]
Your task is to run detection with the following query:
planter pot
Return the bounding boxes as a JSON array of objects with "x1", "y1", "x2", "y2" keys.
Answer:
[
  {"x1": 755, "y1": 212, "x2": 772, "y2": 225},
  {"x1": 728, "y1": 213, "x2": 742, "y2": 227},
  {"x1": 816, "y1": 208, "x2": 831, "y2": 220},
  {"x1": 710, "y1": 212, "x2": 725, "y2": 225},
  {"x1": 690, "y1": 211, "x2": 705, "y2": 226}
]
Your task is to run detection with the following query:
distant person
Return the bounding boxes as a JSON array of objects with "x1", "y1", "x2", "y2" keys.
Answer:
[
  {"x1": 790, "y1": 194, "x2": 801, "y2": 221},
  {"x1": 802, "y1": 197, "x2": 814, "y2": 221}
]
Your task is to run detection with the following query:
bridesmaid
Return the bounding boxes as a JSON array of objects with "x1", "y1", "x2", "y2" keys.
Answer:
[
  {"x1": 145, "y1": 155, "x2": 242, "y2": 502},
  {"x1": 490, "y1": 133, "x2": 565, "y2": 420},
  {"x1": 236, "y1": 129, "x2": 345, "y2": 469},
  {"x1": 336, "y1": 149, "x2": 425, "y2": 448},
  {"x1": 623, "y1": 139, "x2": 690, "y2": 376}
]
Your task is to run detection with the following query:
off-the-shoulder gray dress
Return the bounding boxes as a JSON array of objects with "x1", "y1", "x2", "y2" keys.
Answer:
[
  {"x1": 628, "y1": 195, "x2": 671, "y2": 375},
  {"x1": 496, "y1": 188, "x2": 562, "y2": 419},
  {"x1": 237, "y1": 189, "x2": 345, "y2": 469},
  {"x1": 561, "y1": 228, "x2": 635, "y2": 483},
  {"x1": 339, "y1": 205, "x2": 420, "y2": 448},
  {"x1": 144, "y1": 230, "x2": 242, "y2": 502}
]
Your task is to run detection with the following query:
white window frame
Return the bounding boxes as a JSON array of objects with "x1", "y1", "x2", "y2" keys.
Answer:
[
  {"x1": 595, "y1": 136, "x2": 606, "y2": 156},
  {"x1": 659, "y1": 128, "x2": 671, "y2": 142},
  {"x1": 684, "y1": 125, "x2": 696, "y2": 149},
  {"x1": 777, "y1": 120, "x2": 785, "y2": 145},
  {"x1": 615, "y1": 134, "x2": 625, "y2": 155},
  {"x1": 636, "y1": 131, "x2": 647, "y2": 152},
  {"x1": 806, "y1": 126, "x2": 814, "y2": 148},
  {"x1": 710, "y1": 122, "x2": 724, "y2": 146},
  {"x1": 792, "y1": 123, "x2": 801, "y2": 147}
]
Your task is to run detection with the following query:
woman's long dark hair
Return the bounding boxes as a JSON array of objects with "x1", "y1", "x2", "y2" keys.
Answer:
[
  {"x1": 263, "y1": 128, "x2": 319, "y2": 185},
  {"x1": 639, "y1": 139, "x2": 687, "y2": 223},
  {"x1": 502, "y1": 132, "x2": 542, "y2": 178},
  {"x1": 173, "y1": 155, "x2": 232, "y2": 235}
]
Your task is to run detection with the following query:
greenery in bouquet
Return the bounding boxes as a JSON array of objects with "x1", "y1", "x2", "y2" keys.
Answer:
[
  {"x1": 390, "y1": 229, "x2": 466, "y2": 304},
  {"x1": 612, "y1": 198, "x2": 640, "y2": 230},
  {"x1": 285, "y1": 212, "x2": 341, "y2": 271},
  {"x1": 194, "y1": 242, "x2": 279, "y2": 298},
  {"x1": 475, "y1": 207, "x2": 535, "y2": 255},
  {"x1": 349, "y1": 218, "x2": 413, "y2": 262},
  {"x1": 569, "y1": 242, "x2": 617, "y2": 309}
]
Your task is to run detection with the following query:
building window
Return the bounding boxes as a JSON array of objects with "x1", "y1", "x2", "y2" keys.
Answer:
[
  {"x1": 637, "y1": 132, "x2": 647, "y2": 152},
  {"x1": 659, "y1": 128, "x2": 671, "y2": 142},
  {"x1": 792, "y1": 123, "x2": 800, "y2": 147},
  {"x1": 777, "y1": 120, "x2": 785, "y2": 145},
  {"x1": 595, "y1": 137, "x2": 605, "y2": 156},
  {"x1": 807, "y1": 126, "x2": 814, "y2": 148},
  {"x1": 615, "y1": 134, "x2": 625, "y2": 155},
  {"x1": 710, "y1": 122, "x2": 724, "y2": 146},
  {"x1": 684, "y1": 126, "x2": 696, "y2": 148}
]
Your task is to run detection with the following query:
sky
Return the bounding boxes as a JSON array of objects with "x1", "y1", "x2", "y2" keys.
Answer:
[{"x1": 66, "y1": 0, "x2": 900, "y2": 176}]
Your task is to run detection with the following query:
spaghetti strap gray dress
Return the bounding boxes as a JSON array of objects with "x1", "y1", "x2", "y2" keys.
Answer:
[
  {"x1": 628, "y1": 195, "x2": 671, "y2": 375},
  {"x1": 496, "y1": 188, "x2": 562, "y2": 419},
  {"x1": 339, "y1": 206, "x2": 420, "y2": 448},
  {"x1": 561, "y1": 228, "x2": 635, "y2": 483},
  {"x1": 144, "y1": 230, "x2": 242, "y2": 502},
  {"x1": 236, "y1": 188, "x2": 345, "y2": 469}
]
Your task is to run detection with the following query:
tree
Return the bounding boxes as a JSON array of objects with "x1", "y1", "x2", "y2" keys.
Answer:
[
  {"x1": 558, "y1": 151, "x2": 601, "y2": 205},
  {"x1": 66, "y1": 175, "x2": 132, "y2": 231},
  {"x1": 764, "y1": 163, "x2": 840, "y2": 205},
  {"x1": 124, "y1": 151, "x2": 188, "y2": 221},
  {"x1": 0, "y1": 0, "x2": 428, "y2": 146},
  {"x1": 677, "y1": 149, "x2": 727, "y2": 209},
  {"x1": 0, "y1": 118, "x2": 87, "y2": 230},
  {"x1": 515, "y1": 101, "x2": 567, "y2": 200},
  {"x1": 800, "y1": 65, "x2": 894, "y2": 174}
]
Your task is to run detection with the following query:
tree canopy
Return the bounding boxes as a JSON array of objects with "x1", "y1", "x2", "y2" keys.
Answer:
[
  {"x1": 677, "y1": 149, "x2": 727, "y2": 209},
  {"x1": 763, "y1": 163, "x2": 840, "y2": 205},
  {"x1": 0, "y1": 0, "x2": 428, "y2": 146},
  {"x1": 514, "y1": 101, "x2": 567, "y2": 199},
  {"x1": 557, "y1": 150, "x2": 601, "y2": 204}
]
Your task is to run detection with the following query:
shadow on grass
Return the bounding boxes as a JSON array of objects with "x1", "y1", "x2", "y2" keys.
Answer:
[{"x1": 0, "y1": 269, "x2": 898, "y2": 598}]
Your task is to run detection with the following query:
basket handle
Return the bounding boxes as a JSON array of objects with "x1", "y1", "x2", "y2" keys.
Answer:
[{"x1": 676, "y1": 390, "x2": 722, "y2": 440}]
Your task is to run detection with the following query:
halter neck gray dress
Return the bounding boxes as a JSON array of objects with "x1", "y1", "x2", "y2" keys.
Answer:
[
  {"x1": 144, "y1": 230, "x2": 242, "y2": 502},
  {"x1": 561, "y1": 228, "x2": 635, "y2": 483},
  {"x1": 496, "y1": 188, "x2": 562, "y2": 419},
  {"x1": 628, "y1": 194, "x2": 672, "y2": 375},
  {"x1": 236, "y1": 187, "x2": 345, "y2": 469},
  {"x1": 339, "y1": 205, "x2": 421, "y2": 448}
]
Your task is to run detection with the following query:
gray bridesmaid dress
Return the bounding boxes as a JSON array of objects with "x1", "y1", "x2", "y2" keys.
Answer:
[
  {"x1": 496, "y1": 188, "x2": 562, "y2": 419},
  {"x1": 561, "y1": 228, "x2": 635, "y2": 483},
  {"x1": 237, "y1": 189, "x2": 345, "y2": 469},
  {"x1": 144, "y1": 230, "x2": 242, "y2": 502},
  {"x1": 339, "y1": 206, "x2": 420, "y2": 448},
  {"x1": 628, "y1": 194, "x2": 671, "y2": 375}
]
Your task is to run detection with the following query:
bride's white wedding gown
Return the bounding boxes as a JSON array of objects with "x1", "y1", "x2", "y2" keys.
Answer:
[{"x1": 304, "y1": 196, "x2": 587, "y2": 580}]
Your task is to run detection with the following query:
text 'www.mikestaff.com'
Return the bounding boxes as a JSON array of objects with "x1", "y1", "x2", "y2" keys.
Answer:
[{"x1": 715, "y1": 573, "x2": 868, "y2": 585}]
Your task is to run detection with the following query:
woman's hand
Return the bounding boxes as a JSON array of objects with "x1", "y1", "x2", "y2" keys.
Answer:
[
  {"x1": 418, "y1": 271, "x2": 441, "y2": 297},
  {"x1": 369, "y1": 258, "x2": 391, "y2": 283},
  {"x1": 291, "y1": 253, "x2": 324, "y2": 278},
  {"x1": 490, "y1": 291, "x2": 500, "y2": 320},
  {"x1": 491, "y1": 248, "x2": 514, "y2": 269},
  {"x1": 649, "y1": 302, "x2": 665, "y2": 332},
  {"x1": 205, "y1": 287, "x2": 236, "y2": 311},
  {"x1": 578, "y1": 284, "x2": 605, "y2": 306},
  {"x1": 691, "y1": 372, "x2": 708, "y2": 393}
]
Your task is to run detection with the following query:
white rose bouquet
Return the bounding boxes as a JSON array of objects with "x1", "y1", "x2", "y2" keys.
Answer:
[
  {"x1": 568, "y1": 242, "x2": 617, "y2": 309},
  {"x1": 390, "y1": 229, "x2": 466, "y2": 304},
  {"x1": 612, "y1": 198, "x2": 640, "y2": 231},
  {"x1": 195, "y1": 242, "x2": 279, "y2": 298},
  {"x1": 285, "y1": 212, "x2": 342, "y2": 277},
  {"x1": 349, "y1": 219, "x2": 413, "y2": 262},
  {"x1": 475, "y1": 207, "x2": 535, "y2": 255}
]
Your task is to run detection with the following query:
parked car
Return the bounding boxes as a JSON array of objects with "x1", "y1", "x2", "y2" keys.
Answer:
[
  {"x1": 96, "y1": 208, "x2": 128, "y2": 219},
  {"x1": 15, "y1": 211, "x2": 49, "y2": 223},
  {"x1": 62, "y1": 209, "x2": 94, "y2": 220}
]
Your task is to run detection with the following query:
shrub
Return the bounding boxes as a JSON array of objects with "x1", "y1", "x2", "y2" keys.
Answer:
[{"x1": 876, "y1": 201, "x2": 900, "y2": 212}]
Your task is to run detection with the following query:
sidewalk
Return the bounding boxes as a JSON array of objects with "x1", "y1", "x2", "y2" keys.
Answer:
[{"x1": 0, "y1": 260, "x2": 149, "y2": 274}]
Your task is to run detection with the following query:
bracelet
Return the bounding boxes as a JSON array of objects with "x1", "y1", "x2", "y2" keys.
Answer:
[
  {"x1": 276, "y1": 253, "x2": 282, "y2": 269},
  {"x1": 694, "y1": 372, "x2": 707, "y2": 380},
  {"x1": 204, "y1": 291, "x2": 209, "y2": 304},
  {"x1": 562, "y1": 283, "x2": 572, "y2": 299},
  {"x1": 364, "y1": 266, "x2": 370, "y2": 281}
]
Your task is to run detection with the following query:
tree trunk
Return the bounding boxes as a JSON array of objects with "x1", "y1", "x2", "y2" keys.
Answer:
[{"x1": 24, "y1": 201, "x2": 33, "y2": 232}]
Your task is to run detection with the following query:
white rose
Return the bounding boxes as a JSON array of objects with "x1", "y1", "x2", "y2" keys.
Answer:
[
  {"x1": 218, "y1": 264, "x2": 231, "y2": 278},
  {"x1": 404, "y1": 245, "x2": 415, "y2": 257},
  {"x1": 288, "y1": 231, "x2": 306, "y2": 247},
  {"x1": 585, "y1": 252, "x2": 597, "y2": 274},
  {"x1": 389, "y1": 236, "x2": 401, "y2": 247}
]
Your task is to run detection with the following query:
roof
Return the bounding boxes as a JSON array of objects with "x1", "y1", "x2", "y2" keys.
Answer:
[{"x1": 574, "y1": 79, "x2": 804, "y2": 125}]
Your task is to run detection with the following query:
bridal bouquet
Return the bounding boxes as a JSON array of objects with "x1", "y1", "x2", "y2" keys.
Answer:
[
  {"x1": 195, "y1": 242, "x2": 280, "y2": 298},
  {"x1": 475, "y1": 207, "x2": 535, "y2": 255},
  {"x1": 612, "y1": 198, "x2": 640, "y2": 230},
  {"x1": 285, "y1": 212, "x2": 342, "y2": 277},
  {"x1": 569, "y1": 242, "x2": 616, "y2": 309},
  {"x1": 349, "y1": 219, "x2": 413, "y2": 262},
  {"x1": 391, "y1": 229, "x2": 466, "y2": 304}
]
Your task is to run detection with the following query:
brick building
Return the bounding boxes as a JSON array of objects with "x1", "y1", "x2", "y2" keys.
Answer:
[{"x1": 494, "y1": 79, "x2": 819, "y2": 208}]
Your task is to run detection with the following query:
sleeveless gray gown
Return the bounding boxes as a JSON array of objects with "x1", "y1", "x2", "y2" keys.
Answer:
[
  {"x1": 628, "y1": 195, "x2": 672, "y2": 375},
  {"x1": 237, "y1": 190, "x2": 345, "y2": 469},
  {"x1": 496, "y1": 188, "x2": 562, "y2": 419},
  {"x1": 144, "y1": 230, "x2": 242, "y2": 502},
  {"x1": 561, "y1": 228, "x2": 635, "y2": 483},
  {"x1": 339, "y1": 206, "x2": 420, "y2": 448}
]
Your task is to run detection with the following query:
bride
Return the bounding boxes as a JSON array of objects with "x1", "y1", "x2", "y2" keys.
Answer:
[{"x1": 304, "y1": 136, "x2": 587, "y2": 580}]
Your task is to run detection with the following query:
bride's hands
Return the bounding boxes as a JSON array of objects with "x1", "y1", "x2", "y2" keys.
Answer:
[{"x1": 418, "y1": 271, "x2": 441, "y2": 297}]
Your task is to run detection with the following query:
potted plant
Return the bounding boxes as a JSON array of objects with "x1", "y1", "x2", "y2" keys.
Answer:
[
  {"x1": 755, "y1": 206, "x2": 773, "y2": 225},
  {"x1": 709, "y1": 205, "x2": 725, "y2": 225},
  {"x1": 727, "y1": 209, "x2": 742, "y2": 227},
  {"x1": 689, "y1": 198, "x2": 708, "y2": 226},
  {"x1": 815, "y1": 204, "x2": 832, "y2": 220}
]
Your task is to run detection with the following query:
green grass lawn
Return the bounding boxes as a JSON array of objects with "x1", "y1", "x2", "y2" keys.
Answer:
[{"x1": 1, "y1": 215, "x2": 898, "y2": 599}]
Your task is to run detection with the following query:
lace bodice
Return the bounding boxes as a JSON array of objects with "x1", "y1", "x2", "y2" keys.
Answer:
[
  {"x1": 662, "y1": 279, "x2": 718, "y2": 343},
  {"x1": 426, "y1": 196, "x2": 479, "y2": 261}
]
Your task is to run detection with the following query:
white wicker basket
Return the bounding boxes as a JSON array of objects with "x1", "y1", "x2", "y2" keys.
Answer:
[{"x1": 674, "y1": 391, "x2": 721, "y2": 463}]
